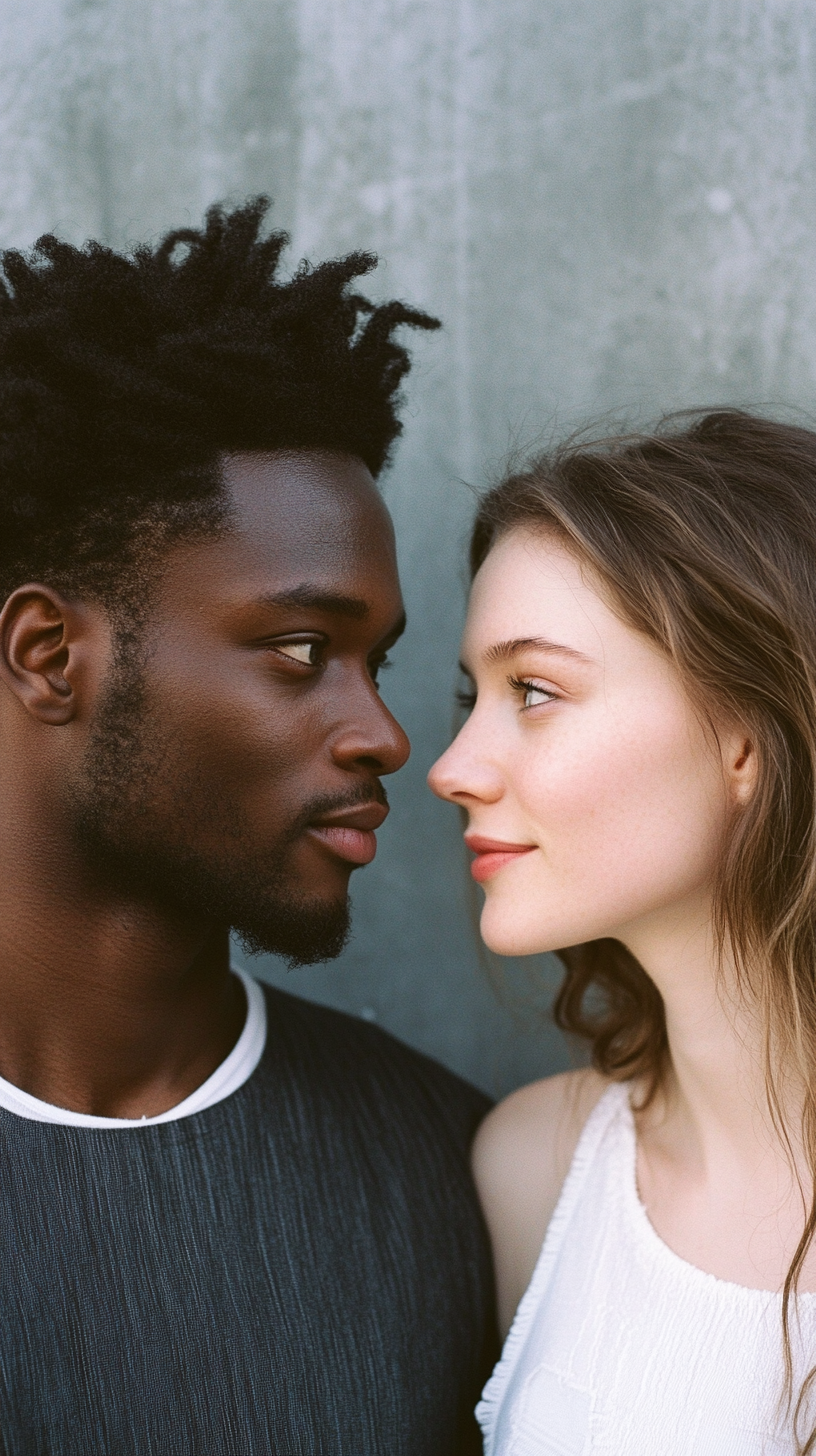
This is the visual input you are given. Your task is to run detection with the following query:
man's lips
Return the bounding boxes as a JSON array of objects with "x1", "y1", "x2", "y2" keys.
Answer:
[
  {"x1": 307, "y1": 802, "x2": 389, "y2": 866},
  {"x1": 464, "y1": 834, "x2": 536, "y2": 883}
]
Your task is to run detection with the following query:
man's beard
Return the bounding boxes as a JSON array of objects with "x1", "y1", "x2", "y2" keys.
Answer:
[{"x1": 66, "y1": 648, "x2": 351, "y2": 967}]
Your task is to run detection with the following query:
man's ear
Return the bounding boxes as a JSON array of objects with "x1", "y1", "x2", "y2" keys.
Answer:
[{"x1": 0, "y1": 585, "x2": 101, "y2": 726}]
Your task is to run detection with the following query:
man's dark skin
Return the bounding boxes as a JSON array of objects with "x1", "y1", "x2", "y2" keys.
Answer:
[{"x1": 0, "y1": 450, "x2": 408, "y2": 1117}]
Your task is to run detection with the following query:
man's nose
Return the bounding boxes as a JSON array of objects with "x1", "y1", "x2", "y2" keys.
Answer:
[{"x1": 330, "y1": 683, "x2": 410, "y2": 776}]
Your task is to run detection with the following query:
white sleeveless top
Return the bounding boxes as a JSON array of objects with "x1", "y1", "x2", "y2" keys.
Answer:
[{"x1": 477, "y1": 1083, "x2": 816, "y2": 1456}]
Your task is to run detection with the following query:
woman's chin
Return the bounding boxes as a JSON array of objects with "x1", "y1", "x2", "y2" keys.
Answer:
[{"x1": 479, "y1": 907, "x2": 558, "y2": 958}]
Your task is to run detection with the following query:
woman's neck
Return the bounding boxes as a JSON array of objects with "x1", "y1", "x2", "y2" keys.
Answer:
[
  {"x1": 620, "y1": 891, "x2": 813, "y2": 1289},
  {"x1": 623, "y1": 891, "x2": 775, "y2": 1144}
]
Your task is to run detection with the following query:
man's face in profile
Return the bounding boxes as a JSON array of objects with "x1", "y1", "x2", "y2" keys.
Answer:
[{"x1": 67, "y1": 451, "x2": 410, "y2": 964}]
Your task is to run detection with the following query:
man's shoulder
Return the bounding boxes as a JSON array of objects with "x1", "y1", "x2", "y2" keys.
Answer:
[{"x1": 255, "y1": 979, "x2": 492, "y2": 1143}]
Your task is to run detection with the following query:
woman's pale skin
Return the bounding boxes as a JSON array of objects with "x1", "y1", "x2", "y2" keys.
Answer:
[{"x1": 428, "y1": 527, "x2": 816, "y2": 1336}]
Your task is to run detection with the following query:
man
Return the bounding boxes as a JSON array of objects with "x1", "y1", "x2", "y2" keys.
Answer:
[{"x1": 0, "y1": 200, "x2": 497, "y2": 1454}]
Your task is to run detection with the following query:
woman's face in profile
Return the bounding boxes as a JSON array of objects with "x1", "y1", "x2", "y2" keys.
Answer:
[{"x1": 428, "y1": 527, "x2": 744, "y2": 958}]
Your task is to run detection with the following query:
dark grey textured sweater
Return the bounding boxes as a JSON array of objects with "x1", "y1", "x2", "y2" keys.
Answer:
[{"x1": 0, "y1": 984, "x2": 498, "y2": 1455}]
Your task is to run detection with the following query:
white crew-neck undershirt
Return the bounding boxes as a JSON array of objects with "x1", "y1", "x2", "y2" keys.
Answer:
[{"x1": 0, "y1": 967, "x2": 267, "y2": 1127}]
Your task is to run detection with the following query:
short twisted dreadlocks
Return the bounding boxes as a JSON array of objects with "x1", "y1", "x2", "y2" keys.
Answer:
[{"x1": 0, "y1": 197, "x2": 439, "y2": 607}]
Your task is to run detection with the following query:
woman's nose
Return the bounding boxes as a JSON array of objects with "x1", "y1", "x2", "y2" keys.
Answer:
[{"x1": 427, "y1": 730, "x2": 504, "y2": 805}]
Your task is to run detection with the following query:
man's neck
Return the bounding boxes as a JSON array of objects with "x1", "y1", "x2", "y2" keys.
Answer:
[{"x1": 0, "y1": 839, "x2": 245, "y2": 1118}]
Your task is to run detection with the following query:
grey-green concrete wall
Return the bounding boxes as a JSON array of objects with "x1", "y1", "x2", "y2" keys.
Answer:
[{"x1": 2, "y1": 2, "x2": 816, "y2": 1095}]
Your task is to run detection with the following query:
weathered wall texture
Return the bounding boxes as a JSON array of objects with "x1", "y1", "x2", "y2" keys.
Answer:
[{"x1": 2, "y1": 1, "x2": 815, "y2": 1093}]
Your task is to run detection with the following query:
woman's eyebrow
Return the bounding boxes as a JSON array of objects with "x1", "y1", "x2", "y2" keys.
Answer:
[{"x1": 484, "y1": 636, "x2": 593, "y2": 665}]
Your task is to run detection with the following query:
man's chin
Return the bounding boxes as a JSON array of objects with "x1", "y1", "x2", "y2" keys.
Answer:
[
  {"x1": 232, "y1": 894, "x2": 351, "y2": 968},
  {"x1": 68, "y1": 788, "x2": 352, "y2": 966}
]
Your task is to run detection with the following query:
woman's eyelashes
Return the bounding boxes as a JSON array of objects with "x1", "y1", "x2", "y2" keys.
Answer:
[
  {"x1": 508, "y1": 676, "x2": 558, "y2": 709},
  {"x1": 454, "y1": 676, "x2": 559, "y2": 713},
  {"x1": 455, "y1": 673, "x2": 477, "y2": 710}
]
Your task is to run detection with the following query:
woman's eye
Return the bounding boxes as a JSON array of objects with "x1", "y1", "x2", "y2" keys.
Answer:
[
  {"x1": 524, "y1": 686, "x2": 552, "y2": 708},
  {"x1": 276, "y1": 641, "x2": 319, "y2": 666},
  {"x1": 509, "y1": 676, "x2": 556, "y2": 709}
]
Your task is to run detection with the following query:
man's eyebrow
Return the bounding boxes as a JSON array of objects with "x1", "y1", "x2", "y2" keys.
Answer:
[
  {"x1": 252, "y1": 588, "x2": 406, "y2": 644},
  {"x1": 484, "y1": 637, "x2": 593, "y2": 665},
  {"x1": 379, "y1": 612, "x2": 407, "y2": 646},
  {"x1": 253, "y1": 586, "x2": 371, "y2": 619}
]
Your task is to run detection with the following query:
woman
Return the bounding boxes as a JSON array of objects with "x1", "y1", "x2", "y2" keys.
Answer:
[{"x1": 429, "y1": 410, "x2": 816, "y2": 1455}]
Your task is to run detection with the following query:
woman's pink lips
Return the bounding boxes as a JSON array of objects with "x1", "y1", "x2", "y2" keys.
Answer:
[{"x1": 464, "y1": 835, "x2": 536, "y2": 883}]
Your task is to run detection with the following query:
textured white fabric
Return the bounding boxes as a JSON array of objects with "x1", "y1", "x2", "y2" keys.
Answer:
[
  {"x1": 478, "y1": 1082, "x2": 816, "y2": 1456},
  {"x1": 0, "y1": 967, "x2": 266, "y2": 1127}
]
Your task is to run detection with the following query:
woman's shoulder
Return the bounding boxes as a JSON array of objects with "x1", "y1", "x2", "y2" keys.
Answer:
[
  {"x1": 472, "y1": 1067, "x2": 611, "y2": 1333},
  {"x1": 472, "y1": 1066, "x2": 611, "y2": 1232}
]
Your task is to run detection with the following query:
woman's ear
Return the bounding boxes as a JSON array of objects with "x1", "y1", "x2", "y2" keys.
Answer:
[
  {"x1": 0, "y1": 585, "x2": 96, "y2": 726},
  {"x1": 728, "y1": 730, "x2": 758, "y2": 806}
]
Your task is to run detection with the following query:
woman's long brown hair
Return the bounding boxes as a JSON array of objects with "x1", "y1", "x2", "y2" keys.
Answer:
[{"x1": 471, "y1": 410, "x2": 816, "y2": 1449}]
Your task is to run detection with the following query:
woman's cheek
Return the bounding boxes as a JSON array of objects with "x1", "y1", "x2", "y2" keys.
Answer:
[
  {"x1": 477, "y1": 733, "x2": 662, "y2": 955},
  {"x1": 474, "y1": 761, "x2": 597, "y2": 955},
  {"x1": 514, "y1": 729, "x2": 613, "y2": 843}
]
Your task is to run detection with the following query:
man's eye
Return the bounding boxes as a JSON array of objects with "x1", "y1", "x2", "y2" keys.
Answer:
[
  {"x1": 276, "y1": 641, "x2": 319, "y2": 666},
  {"x1": 369, "y1": 652, "x2": 392, "y2": 686}
]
